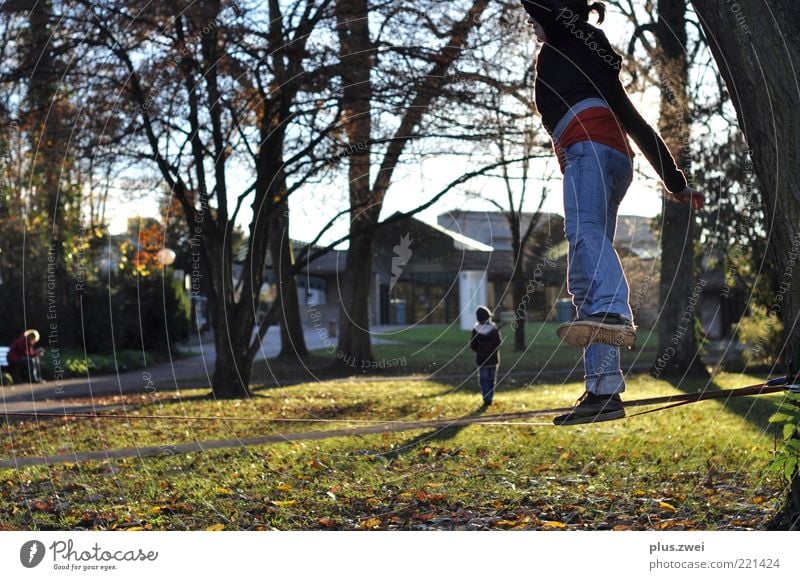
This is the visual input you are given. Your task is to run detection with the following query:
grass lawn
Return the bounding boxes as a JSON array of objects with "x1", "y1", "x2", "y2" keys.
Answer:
[
  {"x1": 251, "y1": 322, "x2": 660, "y2": 383},
  {"x1": 0, "y1": 370, "x2": 788, "y2": 530}
]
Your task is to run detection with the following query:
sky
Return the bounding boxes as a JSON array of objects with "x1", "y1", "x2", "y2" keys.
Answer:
[{"x1": 107, "y1": 8, "x2": 672, "y2": 244}]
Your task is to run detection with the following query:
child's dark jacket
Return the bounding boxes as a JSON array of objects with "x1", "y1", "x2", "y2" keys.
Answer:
[{"x1": 470, "y1": 322, "x2": 501, "y2": 367}]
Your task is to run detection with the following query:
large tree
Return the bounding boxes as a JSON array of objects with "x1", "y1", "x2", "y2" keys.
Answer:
[
  {"x1": 653, "y1": 0, "x2": 706, "y2": 376},
  {"x1": 73, "y1": 0, "x2": 338, "y2": 396},
  {"x1": 690, "y1": 0, "x2": 800, "y2": 529},
  {"x1": 333, "y1": 0, "x2": 492, "y2": 367}
]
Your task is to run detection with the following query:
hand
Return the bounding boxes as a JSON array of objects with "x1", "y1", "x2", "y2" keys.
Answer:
[{"x1": 671, "y1": 186, "x2": 704, "y2": 210}]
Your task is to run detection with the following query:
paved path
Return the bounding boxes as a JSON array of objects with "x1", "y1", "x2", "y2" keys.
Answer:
[{"x1": 1, "y1": 326, "x2": 329, "y2": 416}]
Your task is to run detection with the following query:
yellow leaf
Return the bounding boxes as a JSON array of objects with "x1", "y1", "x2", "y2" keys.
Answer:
[
  {"x1": 659, "y1": 501, "x2": 678, "y2": 512},
  {"x1": 426, "y1": 482, "x2": 446, "y2": 488},
  {"x1": 206, "y1": 523, "x2": 225, "y2": 531},
  {"x1": 494, "y1": 520, "x2": 520, "y2": 529},
  {"x1": 542, "y1": 520, "x2": 566, "y2": 529},
  {"x1": 216, "y1": 487, "x2": 233, "y2": 496},
  {"x1": 633, "y1": 490, "x2": 646, "y2": 497},
  {"x1": 753, "y1": 496, "x2": 766, "y2": 505},
  {"x1": 359, "y1": 517, "x2": 381, "y2": 529},
  {"x1": 125, "y1": 526, "x2": 145, "y2": 531},
  {"x1": 275, "y1": 484, "x2": 294, "y2": 492},
  {"x1": 272, "y1": 500, "x2": 296, "y2": 507}
]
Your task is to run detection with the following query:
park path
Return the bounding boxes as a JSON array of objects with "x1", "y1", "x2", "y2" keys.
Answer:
[{"x1": 0, "y1": 326, "x2": 331, "y2": 416}]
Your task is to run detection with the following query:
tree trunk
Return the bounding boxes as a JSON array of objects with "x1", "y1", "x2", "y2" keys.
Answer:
[
  {"x1": 205, "y1": 230, "x2": 253, "y2": 398},
  {"x1": 691, "y1": 0, "x2": 800, "y2": 529},
  {"x1": 510, "y1": 214, "x2": 526, "y2": 351},
  {"x1": 335, "y1": 0, "x2": 375, "y2": 370},
  {"x1": 269, "y1": 198, "x2": 309, "y2": 358},
  {"x1": 211, "y1": 323, "x2": 255, "y2": 399},
  {"x1": 653, "y1": 0, "x2": 706, "y2": 377},
  {"x1": 337, "y1": 230, "x2": 376, "y2": 368},
  {"x1": 26, "y1": 1, "x2": 78, "y2": 348}
]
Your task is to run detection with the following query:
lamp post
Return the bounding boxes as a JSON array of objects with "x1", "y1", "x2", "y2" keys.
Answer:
[{"x1": 156, "y1": 248, "x2": 176, "y2": 267}]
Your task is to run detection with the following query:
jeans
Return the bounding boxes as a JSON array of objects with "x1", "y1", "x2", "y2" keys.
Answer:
[
  {"x1": 478, "y1": 366, "x2": 497, "y2": 403},
  {"x1": 563, "y1": 141, "x2": 633, "y2": 395},
  {"x1": 15, "y1": 356, "x2": 42, "y2": 383}
]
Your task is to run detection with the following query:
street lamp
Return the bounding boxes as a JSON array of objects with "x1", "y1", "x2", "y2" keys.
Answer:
[{"x1": 157, "y1": 248, "x2": 176, "y2": 266}]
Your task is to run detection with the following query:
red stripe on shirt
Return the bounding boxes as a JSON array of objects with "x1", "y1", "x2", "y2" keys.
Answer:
[{"x1": 554, "y1": 107, "x2": 634, "y2": 172}]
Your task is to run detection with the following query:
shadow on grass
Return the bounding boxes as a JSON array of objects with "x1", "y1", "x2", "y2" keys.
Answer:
[
  {"x1": 379, "y1": 402, "x2": 491, "y2": 460},
  {"x1": 662, "y1": 375, "x2": 781, "y2": 432}
]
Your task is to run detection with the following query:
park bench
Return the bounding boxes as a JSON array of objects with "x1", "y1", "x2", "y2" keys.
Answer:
[{"x1": 0, "y1": 346, "x2": 10, "y2": 385}]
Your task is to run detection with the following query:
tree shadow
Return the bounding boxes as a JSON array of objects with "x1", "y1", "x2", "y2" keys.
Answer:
[
  {"x1": 660, "y1": 375, "x2": 782, "y2": 432},
  {"x1": 379, "y1": 402, "x2": 492, "y2": 460}
]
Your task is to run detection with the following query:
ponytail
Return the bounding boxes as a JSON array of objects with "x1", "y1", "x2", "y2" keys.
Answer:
[{"x1": 564, "y1": 1, "x2": 606, "y2": 24}]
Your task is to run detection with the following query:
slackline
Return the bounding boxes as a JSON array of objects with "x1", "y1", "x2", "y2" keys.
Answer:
[{"x1": 1, "y1": 375, "x2": 797, "y2": 468}]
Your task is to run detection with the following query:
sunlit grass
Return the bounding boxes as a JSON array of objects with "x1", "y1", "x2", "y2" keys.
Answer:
[{"x1": 0, "y1": 372, "x2": 787, "y2": 530}]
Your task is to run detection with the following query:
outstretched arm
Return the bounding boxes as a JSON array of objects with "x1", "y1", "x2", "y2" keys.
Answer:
[{"x1": 605, "y1": 80, "x2": 704, "y2": 208}]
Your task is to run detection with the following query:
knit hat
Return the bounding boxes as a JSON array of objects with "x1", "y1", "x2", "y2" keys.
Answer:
[{"x1": 475, "y1": 306, "x2": 492, "y2": 323}]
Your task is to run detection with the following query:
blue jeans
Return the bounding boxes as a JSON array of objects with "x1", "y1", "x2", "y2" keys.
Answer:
[
  {"x1": 563, "y1": 141, "x2": 633, "y2": 395},
  {"x1": 14, "y1": 356, "x2": 42, "y2": 383},
  {"x1": 478, "y1": 366, "x2": 497, "y2": 403}
]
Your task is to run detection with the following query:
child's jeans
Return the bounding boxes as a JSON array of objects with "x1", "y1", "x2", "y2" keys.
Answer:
[
  {"x1": 479, "y1": 366, "x2": 497, "y2": 403},
  {"x1": 563, "y1": 141, "x2": 633, "y2": 396}
]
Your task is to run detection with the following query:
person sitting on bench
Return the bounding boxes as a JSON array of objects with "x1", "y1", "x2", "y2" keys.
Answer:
[{"x1": 8, "y1": 329, "x2": 44, "y2": 384}]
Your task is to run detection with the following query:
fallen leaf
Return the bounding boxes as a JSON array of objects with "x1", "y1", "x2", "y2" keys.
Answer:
[
  {"x1": 272, "y1": 500, "x2": 296, "y2": 507},
  {"x1": 275, "y1": 484, "x2": 294, "y2": 492},
  {"x1": 494, "y1": 520, "x2": 520, "y2": 529},
  {"x1": 318, "y1": 518, "x2": 336, "y2": 528},
  {"x1": 206, "y1": 523, "x2": 225, "y2": 531},
  {"x1": 659, "y1": 501, "x2": 678, "y2": 512},
  {"x1": 752, "y1": 496, "x2": 766, "y2": 505},
  {"x1": 359, "y1": 517, "x2": 381, "y2": 529},
  {"x1": 542, "y1": 520, "x2": 566, "y2": 529}
]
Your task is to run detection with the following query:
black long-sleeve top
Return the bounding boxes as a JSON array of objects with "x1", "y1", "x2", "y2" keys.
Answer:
[{"x1": 521, "y1": 1, "x2": 688, "y2": 193}]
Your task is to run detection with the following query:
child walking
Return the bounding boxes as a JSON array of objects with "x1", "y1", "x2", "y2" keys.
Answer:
[
  {"x1": 470, "y1": 306, "x2": 502, "y2": 406},
  {"x1": 520, "y1": 1, "x2": 704, "y2": 424}
]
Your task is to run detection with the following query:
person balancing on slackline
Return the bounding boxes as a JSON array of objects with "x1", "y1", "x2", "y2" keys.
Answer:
[{"x1": 520, "y1": 0, "x2": 704, "y2": 425}]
